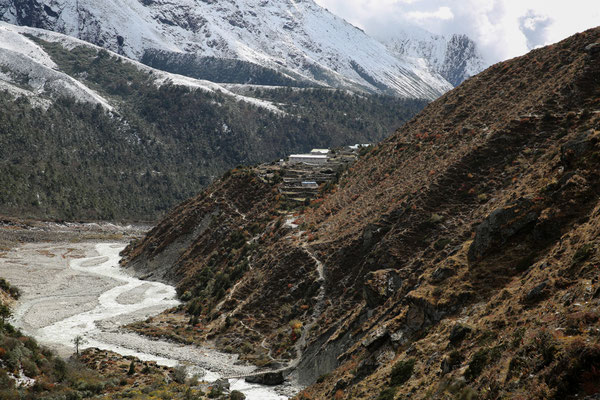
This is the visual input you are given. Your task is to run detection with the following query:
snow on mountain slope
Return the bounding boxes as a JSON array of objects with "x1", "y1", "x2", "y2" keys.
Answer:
[
  {"x1": 0, "y1": 0, "x2": 453, "y2": 99},
  {"x1": 378, "y1": 26, "x2": 486, "y2": 87},
  {"x1": 0, "y1": 22, "x2": 281, "y2": 112},
  {"x1": 0, "y1": 23, "x2": 113, "y2": 108}
]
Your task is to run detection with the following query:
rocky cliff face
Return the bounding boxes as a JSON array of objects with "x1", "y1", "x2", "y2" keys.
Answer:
[
  {"x1": 0, "y1": 0, "x2": 452, "y2": 98},
  {"x1": 380, "y1": 27, "x2": 486, "y2": 86},
  {"x1": 122, "y1": 28, "x2": 600, "y2": 399}
]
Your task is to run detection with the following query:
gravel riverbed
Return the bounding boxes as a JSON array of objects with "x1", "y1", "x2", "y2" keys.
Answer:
[{"x1": 0, "y1": 239, "x2": 295, "y2": 399}]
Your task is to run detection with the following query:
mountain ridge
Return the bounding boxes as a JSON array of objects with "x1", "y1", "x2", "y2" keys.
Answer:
[{"x1": 0, "y1": 0, "x2": 453, "y2": 98}]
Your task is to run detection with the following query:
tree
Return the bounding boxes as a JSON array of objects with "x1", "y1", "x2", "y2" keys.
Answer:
[
  {"x1": 72, "y1": 335, "x2": 87, "y2": 357},
  {"x1": 127, "y1": 360, "x2": 135, "y2": 375},
  {"x1": 0, "y1": 303, "x2": 11, "y2": 324}
]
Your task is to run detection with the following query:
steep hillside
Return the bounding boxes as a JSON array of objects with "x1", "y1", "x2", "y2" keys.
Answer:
[
  {"x1": 378, "y1": 27, "x2": 485, "y2": 86},
  {"x1": 0, "y1": 0, "x2": 453, "y2": 98},
  {"x1": 0, "y1": 22, "x2": 426, "y2": 221},
  {"x1": 122, "y1": 28, "x2": 600, "y2": 399}
]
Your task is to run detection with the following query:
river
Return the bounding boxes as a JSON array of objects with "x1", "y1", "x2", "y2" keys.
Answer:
[{"x1": 0, "y1": 241, "x2": 296, "y2": 399}]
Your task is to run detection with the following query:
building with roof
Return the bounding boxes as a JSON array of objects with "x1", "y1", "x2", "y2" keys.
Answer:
[{"x1": 289, "y1": 154, "x2": 328, "y2": 165}]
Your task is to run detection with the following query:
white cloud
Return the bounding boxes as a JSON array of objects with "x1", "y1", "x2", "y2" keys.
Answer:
[
  {"x1": 406, "y1": 6, "x2": 454, "y2": 22},
  {"x1": 314, "y1": 0, "x2": 600, "y2": 66}
]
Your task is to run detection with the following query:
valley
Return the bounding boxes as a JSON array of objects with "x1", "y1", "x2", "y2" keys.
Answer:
[
  {"x1": 0, "y1": 1, "x2": 598, "y2": 399},
  {"x1": 0, "y1": 222, "x2": 297, "y2": 399}
]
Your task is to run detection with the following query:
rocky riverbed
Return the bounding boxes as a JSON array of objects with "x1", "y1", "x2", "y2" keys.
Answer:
[{"x1": 0, "y1": 227, "x2": 297, "y2": 399}]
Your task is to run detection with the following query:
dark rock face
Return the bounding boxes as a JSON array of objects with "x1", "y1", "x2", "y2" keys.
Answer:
[
  {"x1": 468, "y1": 198, "x2": 541, "y2": 262},
  {"x1": 244, "y1": 371, "x2": 284, "y2": 386},
  {"x1": 363, "y1": 269, "x2": 403, "y2": 308},
  {"x1": 1, "y1": 0, "x2": 49, "y2": 29},
  {"x1": 561, "y1": 130, "x2": 597, "y2": 168},
  {"x1": 430, "y1": 266, "x2": 455, "y2": 283},
  {"x1": 448, "y1": 324, "x2": 472, "y2": 345},
  {"x1": 522, "y1": 281, "x2": 549, "y2": 304}
]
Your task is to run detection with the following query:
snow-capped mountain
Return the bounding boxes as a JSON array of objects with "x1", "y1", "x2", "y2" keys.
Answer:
[
  {"x1": 378, "y1": 26, "x2": 486, "y2": 86},
  {"x1": 0, "y1": 21, "x2": 281, "y2": 111},
  {"x1": 0, "y1": 0, "x2": 452, "y2": 99}
]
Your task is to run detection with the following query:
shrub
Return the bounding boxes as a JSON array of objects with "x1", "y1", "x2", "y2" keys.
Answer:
[
  {"x1": 390, "y1": 358, "x2": 415, "y2": 386},
  {"x1": 512, "y1": 327, "x2": 526, "y2": 348},
  {"x1": 316, "y1": 372, "x2": 330, "y2": 383},
  {"x1": 573, "y1": 244, "x2": 595, "y2": 264},
  {"x1": 127, "y1": 360, "x2": 135, "y2": 375},
  {"x1": 208, "y1": 386, "x2": 223, "y2": 398},
  {"x1": 444, "y1": 350, "x2": 464, "y2": 372},
  {"x1": 180, "y1": 291, "x2": 193, "y2": 302},
  {"x1": 230, "y1": 390, "x2": 246, "y2": 400},
  {"x1": 22, "y1": 337, "x2": 38, "y2": 352},
  {"x1": 377, "y1": 387, "x2": 397, "y2": 400},
  {"x1": 171, "y1": 365, "x2": 187, "y2": 384},
  {"x1": 464, "y1": 349, "x2": 488, "y2": 381},
  {"x1": 532, "y1": 330, "x2": 558, "y2": 367},
  {"x1": 0, "y1": 369, "x2": 14, "y2": 389},
  {"x1": 54, "y1": 357, "x2": 68, "y2": 381},
  {"x1": 22, "y1": 358, "x2": 40, "y2": 377},
  {"x1": 0, "y1": 389, "x2": 19, "y2": 400}
]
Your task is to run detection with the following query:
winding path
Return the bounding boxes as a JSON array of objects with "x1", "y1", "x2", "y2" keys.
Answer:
[{"x1": 223, "y1": 242, "x2": 328, "y2": 380}]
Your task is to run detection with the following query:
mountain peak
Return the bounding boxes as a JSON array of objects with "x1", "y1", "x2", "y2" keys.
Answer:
[{"x1": 378, "y1": 27, "x2": 486, "y2": 86}]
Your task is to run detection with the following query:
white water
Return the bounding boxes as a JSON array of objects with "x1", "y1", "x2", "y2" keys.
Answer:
[{"x1": 3, "y1": 242, "x2": 290, "y2": 399}]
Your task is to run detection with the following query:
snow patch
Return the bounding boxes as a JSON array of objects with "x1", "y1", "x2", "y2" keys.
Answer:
[{"x1": 0, "y1": 22, "x2": 282, "y2": 112}]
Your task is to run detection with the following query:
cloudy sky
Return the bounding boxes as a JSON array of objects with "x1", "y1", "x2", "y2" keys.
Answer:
[{"x1": 313, "y1": 0, "x2": 600, "y2": 66}]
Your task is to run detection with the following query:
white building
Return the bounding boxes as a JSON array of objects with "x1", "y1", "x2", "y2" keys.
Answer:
[
  {"x1": 289, "y1": 154, "x2": 328, "y2": 165},
  {"x1": 301, "y1": 181, "x2": 319, "y2": 188},
  {"x1": 310, "y1": 149, "x2": 330, "y2": 155}
]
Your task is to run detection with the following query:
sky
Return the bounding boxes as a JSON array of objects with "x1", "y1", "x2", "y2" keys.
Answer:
[{"x1": 313, "y1": 0, "x2": 600, "y2": 66}]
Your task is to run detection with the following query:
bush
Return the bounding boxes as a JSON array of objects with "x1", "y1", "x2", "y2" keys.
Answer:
[
  {"x1": 208, "y1": 386, "x2": 223, "y2": 398},
  {"x1": 316, "y1": 372, "x2": 330, "y2": 383},
  {"x1": 377, "y1": 387, "x2": 397, "y2": 400},
  {"x1": 127, "y1": 360, "x2": 135, "y2": 375},
  {"x1": 390, "y1": 358, "x2": 415, "y2": 386},
  {"x1": 573, "y1": 244, "x2": 595, "y2": 264},
  {"x1": 22, "y1": 358, "x2": 40, "y2": 378},
  {"x1": 171, "y1": 365, "x2": 187, "y2": 384},
  {"x1": 230, "y1": 390, "x2": 246, "y2": 400},
  {"x1": 54, "y1": 357, "x2": 68, "y2": 381},
  {"x1": 464, "y1": 349, "x2": 488, "y2": 381}
]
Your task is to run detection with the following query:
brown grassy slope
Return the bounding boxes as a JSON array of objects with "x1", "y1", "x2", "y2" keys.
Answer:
[
  {"x1": 294, "y1": 26, "x2": 600, "y2": 330},
  {"x1": 123, "y1": 27, "x2": 600, "y2": 399},
  {"x1": 293, "y1": 28, "x2": 600, "y2": 399}
]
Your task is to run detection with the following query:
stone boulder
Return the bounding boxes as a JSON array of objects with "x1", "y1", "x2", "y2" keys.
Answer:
[
  {"x1": 245, "y1": 371, "x2": 284, "y2": 386},
  {"x1": 561, "y1": 129, "x2": 598, "y2": 168},
  {"x1": 585, "y1": 42, "x2": 600, "y2": 55},
  {"x1": 363, "y1": 269, "x2": 403, "y2": 308},
  {"x1": 521, "y1": 280, "x2": 550, "y2": 304},
  {"x1": 468, "y1": 198, "x2": 540, "y2": 262}
]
